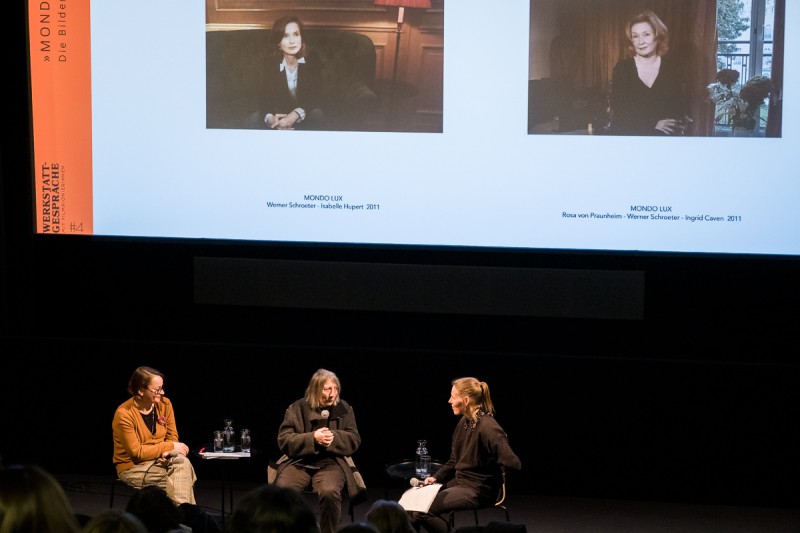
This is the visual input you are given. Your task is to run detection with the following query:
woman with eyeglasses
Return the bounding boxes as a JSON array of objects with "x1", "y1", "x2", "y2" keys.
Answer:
[{"x1": 112, "y1": 366, "x2": 197, "y2": 505}]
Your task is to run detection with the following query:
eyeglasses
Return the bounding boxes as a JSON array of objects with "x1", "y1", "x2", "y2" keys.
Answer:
[{"x1": 147, "y1": 387, "x2": 165, "y2": 395}]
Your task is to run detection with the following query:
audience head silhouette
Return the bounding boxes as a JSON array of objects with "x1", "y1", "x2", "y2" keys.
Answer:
[
  {"x1": 0, "y1": 463, "x2": 81, "y2": 533},
  {"x1": 364, "y1": 500, "x2": 415, "y2": 533},
  {"x1": 227, "y1": 483, "x2": 320, "y2": 533},
  {"x1": 124, "y1": 485, "x2": 187, "y2": 533},
  {"x1": 81, "y1": 508, "x2": 148, "y2": 533},
  {"x1": 335, "y1": 524, "x2": 379, "y2": 533}
]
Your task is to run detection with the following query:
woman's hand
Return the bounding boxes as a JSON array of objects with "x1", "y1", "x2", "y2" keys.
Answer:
[
  {"x1": 655, "y1": 118, "x2": 684, "y2": 135},
  {"x1": 171, "y1": 441, "x2": 190, "y2": 457},
  {"x1": 270, "y1": 112, "x2": 298, "y2": 130},
  {"x1": 315, "y1": 427, "x2": 334, "y2": 447},
  {"x1": 158, "y1": 441, "x2": 189, "y2": 464}
]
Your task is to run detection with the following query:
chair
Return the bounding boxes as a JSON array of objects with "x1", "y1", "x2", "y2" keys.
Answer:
[
  {"x1": 447, "y1": 471, "x2": 509, "y2": 529},
  {"x1": 109, "y1": 473, "x2": 138, "y2": 508}
]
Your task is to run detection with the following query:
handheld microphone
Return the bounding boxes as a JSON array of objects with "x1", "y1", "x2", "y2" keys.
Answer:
[
  {"x1": 410, "y1": 478, "x2": 422, "y2": 487},
  {"x1": 321, "y1": 410, "x2": 330, "y2": 428}
]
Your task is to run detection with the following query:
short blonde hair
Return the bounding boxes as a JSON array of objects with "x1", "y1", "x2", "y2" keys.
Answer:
[{"x1": 625, "y1": 10, "x2": 670, "y2": 57}]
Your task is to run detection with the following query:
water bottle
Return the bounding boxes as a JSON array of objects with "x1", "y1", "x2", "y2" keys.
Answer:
[
  {"x1": 223, "y1": 419, "x2": 236, "y2": 452},
  {"x1": 415, "y1": 439, "x2": 431, "y2": 479}
]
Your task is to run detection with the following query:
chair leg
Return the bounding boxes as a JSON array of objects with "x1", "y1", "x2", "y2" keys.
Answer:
[
  {"x1": 446, "y1": 510, "x2": 478, "y2": 529},
  {"x1": 448, "y1": 505, "x2": 511, "y2": 529}
]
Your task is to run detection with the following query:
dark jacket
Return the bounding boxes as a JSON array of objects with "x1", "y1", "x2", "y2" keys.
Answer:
[
  {"x1": 268, "y1": 398, "x2": 367, "y2": 504},
  {"x1": 434, "y1": 414, "x2": 521, "y2": 503},
  {"x1": 609, "y1": 55, "x2": 688, "y2": 136},
  {"x1": 244, "y1": 56, "x2": 326, "y2": 129}
]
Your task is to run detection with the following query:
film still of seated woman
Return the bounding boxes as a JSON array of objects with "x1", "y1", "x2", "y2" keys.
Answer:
[
  {"x1": 608, "y1": 10, "x2": 691, "y2": 136},
  {"x1": 246, "y1": 15, "x2": 326, "y2": 130}
]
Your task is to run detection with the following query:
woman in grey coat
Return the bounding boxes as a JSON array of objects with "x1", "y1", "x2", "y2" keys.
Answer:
[{"x1": 269, "y1": 368, "x2": 366, "y2": 533}]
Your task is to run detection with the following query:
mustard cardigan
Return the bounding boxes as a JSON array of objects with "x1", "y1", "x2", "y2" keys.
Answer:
[{"x1": 112, "y1": 396, "x2": 180, "y2": 475}]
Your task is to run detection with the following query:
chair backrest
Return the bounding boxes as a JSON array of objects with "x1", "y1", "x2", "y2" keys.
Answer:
[
  {"x1": 494, "y1": 480, "x2": 507, "y2": 507},
  {"x1": 493, "y1": 467, "x2": 507, "y2": 507},
  {"x1": 447, "y1": 468, "x2": 510, "y2": 530}
]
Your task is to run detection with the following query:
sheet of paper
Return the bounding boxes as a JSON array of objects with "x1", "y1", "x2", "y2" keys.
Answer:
[
  {"x1": 199, "y1": 451, "x2": 250, "y2": 459},
  {"x1": 397, "y1": 483, "x2": 442, "y2": 513}
]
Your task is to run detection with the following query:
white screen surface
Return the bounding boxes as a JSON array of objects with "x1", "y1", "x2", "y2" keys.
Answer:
[{"x1": 32, "y1": 1, "x2": 800, "y2": 256}]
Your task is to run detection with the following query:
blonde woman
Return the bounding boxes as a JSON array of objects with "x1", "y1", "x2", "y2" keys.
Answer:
[
  {"x1": 609, "y1": 10, "x2": 689, "y2": 135},
  {"x1": 408, "y1": 377, "x2": 521, "y2": 533}
]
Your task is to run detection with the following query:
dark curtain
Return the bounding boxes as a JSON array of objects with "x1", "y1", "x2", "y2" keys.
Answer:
[
  {"x1": 549, "y1": 0, "x2": 717, "y2": 135},
  {"x1": 766, "y1": 0, "x2": 784, "y2": 137}
]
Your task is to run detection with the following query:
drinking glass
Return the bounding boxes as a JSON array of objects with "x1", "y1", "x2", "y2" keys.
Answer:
[{"x1": 241, "y1": 429, "x2": 251, "y2": 453}]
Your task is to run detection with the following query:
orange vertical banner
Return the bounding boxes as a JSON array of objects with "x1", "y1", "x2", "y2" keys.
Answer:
[{"x1": 28, "y1": 0, "x2": 93, "y2": 234}]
